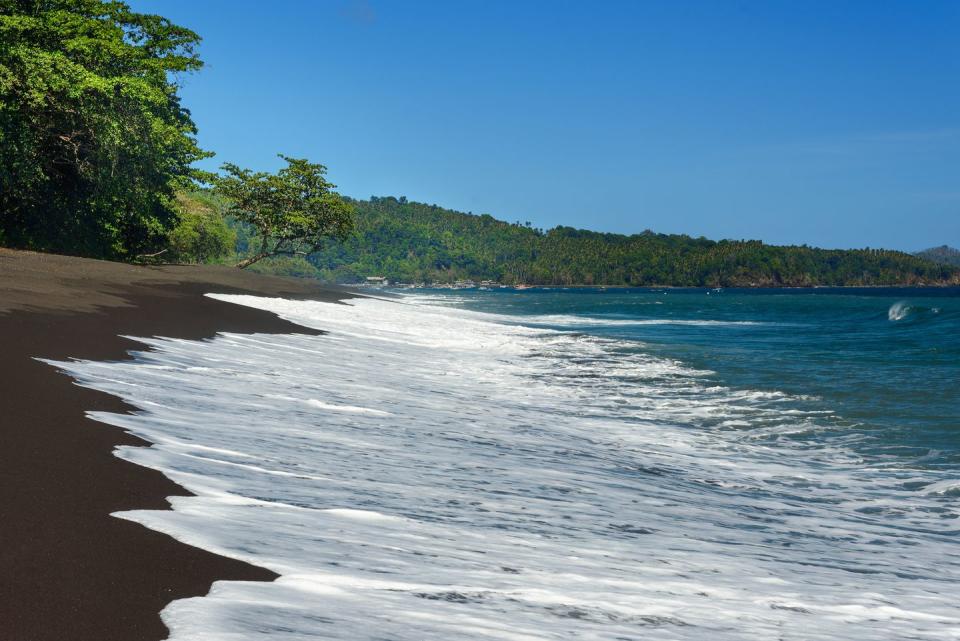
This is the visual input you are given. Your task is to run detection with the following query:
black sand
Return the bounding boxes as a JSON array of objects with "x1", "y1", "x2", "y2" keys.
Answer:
[{"x1": 0, "y1": 249, "x2": 356, "y2": 640}]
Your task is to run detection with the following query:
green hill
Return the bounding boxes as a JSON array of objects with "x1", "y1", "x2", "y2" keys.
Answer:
[
  {"x1": 275, "y1": 196, "x2": 956, "y2": 287},
  {"x1": 915, "y1": 245, "x2": 960, "y2": 268}
]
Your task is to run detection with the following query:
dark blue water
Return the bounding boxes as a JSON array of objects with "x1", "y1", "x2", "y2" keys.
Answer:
[{"x1": 433, "y1": 287, "x2": 960, "y2": 469}]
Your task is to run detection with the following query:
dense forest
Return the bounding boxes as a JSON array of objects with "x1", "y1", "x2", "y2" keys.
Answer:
[
  {"x1": 0, "y1": 1, "x2": 352, "y2": 263},
  {"x1": 0, "y1": 0, "x2": 210, "y2": 259},
  {"x1": 915, "y1": 246, "x2": 960, "y2": 268},
  {"x1": 213, "y1": 194, "x2": 958, "y2": 287}
]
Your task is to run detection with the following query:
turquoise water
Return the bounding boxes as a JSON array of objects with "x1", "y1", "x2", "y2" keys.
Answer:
[{"x1": 439, "y1": 287, "x2": 960, "y2": 470}]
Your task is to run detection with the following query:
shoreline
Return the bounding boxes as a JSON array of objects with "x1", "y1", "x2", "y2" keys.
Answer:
[
  {"x1": 361, "y1": 283, "x2": 960, "y2": 291},
  {"x1": 0, "y1": 249, "x2": 356, "y2": 641}
]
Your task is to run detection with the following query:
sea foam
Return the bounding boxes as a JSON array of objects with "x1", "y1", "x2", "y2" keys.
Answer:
[
  {"x1": 888, "y1": 301, "x2": 911, "y2": 321},
  {"x1": 47, "y1": 294, "x2": 960, "y2": 640}
]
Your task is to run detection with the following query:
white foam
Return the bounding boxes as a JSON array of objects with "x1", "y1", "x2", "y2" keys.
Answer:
[
  {"x1": 47, "y1": 295, "x2": 960, "y2": 641},
  {"x1": 303, "y1": 399, "x2": 394, "y2": 415},
  {"x1": 922, "y1": 479, "x2": 960, "y2": 496},
  {"x1": 888, "y1": 301, "x2": 911, "y2": 321},
  {"x1": 521, "y1": 313, "x2": 766, "y2": 327}
]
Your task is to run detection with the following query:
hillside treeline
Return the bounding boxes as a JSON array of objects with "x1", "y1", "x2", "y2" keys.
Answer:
[
  {"x1": 915, "y1": 245, "x2": 960, "y2": 268},
  {"x1": 298, "y1": 197, "x2": 957, "y2": 287}
]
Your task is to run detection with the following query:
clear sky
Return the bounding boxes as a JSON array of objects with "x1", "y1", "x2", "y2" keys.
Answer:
[{"x1": 130, "y1": 0, "x2": 958, "y2": 251}]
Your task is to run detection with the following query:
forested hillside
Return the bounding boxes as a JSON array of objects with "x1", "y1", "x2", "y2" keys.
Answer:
[
  {"x1": 915, "y1": 246, "x2": 960, "y2": 267},
  {"x1": 291, "y1": 197, "x2": 957, "y2": 287}
]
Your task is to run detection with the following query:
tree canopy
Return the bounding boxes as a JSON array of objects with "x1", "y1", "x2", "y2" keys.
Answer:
[
  {"x1": 300, "y1": 196, "x2": 959, "y2": 287},
  {"x1": 214, "y1": 156, "x2": 355, "y2": 268},
  {"x1": 0, "y1": 0, "x2": 208, "y2": 258},
  {"x1": 165, "y1": 191, "x2": 235, "y2": 264},
  {"x1": 914, "y1": 245, "x2": 960, "y2": 268}
]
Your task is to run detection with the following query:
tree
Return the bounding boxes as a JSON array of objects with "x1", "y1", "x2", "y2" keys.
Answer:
[
  {"x1": 214, "y1": 155, "x2": 355, "y2": 269},
  {"x1": 0, "y1": 0, "x2": 209, "y2": 258},
  {"x1": 165, "y1": 192, "x2": 235, "y2": 263}
]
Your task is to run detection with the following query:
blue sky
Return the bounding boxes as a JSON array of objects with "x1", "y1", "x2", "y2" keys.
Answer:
[{"x1": 132, "y1": 0, "x2": 958, "y2": 250}]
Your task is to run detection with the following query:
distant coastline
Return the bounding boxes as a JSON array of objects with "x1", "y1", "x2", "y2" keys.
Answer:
[
  {"x1": 238, "y1": 195, "x2": 959, "y2": 288},
  {"x1": 351, "y1": 281, "x2": 960, "y2": 291}
]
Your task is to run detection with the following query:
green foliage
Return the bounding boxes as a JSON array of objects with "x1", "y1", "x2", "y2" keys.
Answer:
[
  {"x1": 214, "y1": 155, "x2": 355, "y2": 269},
  {"x1": 165, "y1": 191, "x2": 235, "y2": 263},
  {"x1": 305, "y1": 197, "x2": 960, "y2": 287},
  {"x1": 246, "y1": 255, "x2": 322, "y2": 279},
  {"x1": 915, "y1": 245, "x2": 960, "y2": 267},
  {"x1": 0, "y1": 0, "x2": 209, "y2": 258}
]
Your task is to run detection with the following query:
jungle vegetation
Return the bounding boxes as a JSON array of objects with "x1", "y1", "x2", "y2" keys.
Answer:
[
  {"x1": 0, "y1": 1, "x2": 352, "y2": 262},
  {"x1": 0, "y1": 0, "x2": 209, "y2": 258},
  {"x1": 914, "y1": 246, "x2": 960, "y2": 268},
  {"x1": 213, "y1": 156, "x2": 355, "y2": 269},
  {"x1": 221, "y1": 195, "x2": 959, "y2": 287}
]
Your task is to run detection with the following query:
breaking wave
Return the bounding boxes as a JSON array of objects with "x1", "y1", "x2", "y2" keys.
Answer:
[
  {"x1": 45, "y1": 295, "x2": 960, "y2": 640},
  {"x1": 888, "y1": 301, "x2": 911, "y2": 321}
]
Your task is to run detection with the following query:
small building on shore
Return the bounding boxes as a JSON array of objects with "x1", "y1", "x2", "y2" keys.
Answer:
[{"x1": 365, "y1": 276, "x2": 389, "y2": 286}]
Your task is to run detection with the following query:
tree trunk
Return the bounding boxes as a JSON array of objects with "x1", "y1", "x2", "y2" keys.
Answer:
[
  {"x1": 237, "y1": 232, "x2": 273, "y2": 269},
  {"x1": 236, "y1": 252, "x2": 270, "y2": 269}
]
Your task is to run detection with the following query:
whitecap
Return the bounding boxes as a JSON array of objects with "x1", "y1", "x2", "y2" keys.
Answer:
[{"x1": 44, "y1": 294, "x2": 960, "y2": 641}]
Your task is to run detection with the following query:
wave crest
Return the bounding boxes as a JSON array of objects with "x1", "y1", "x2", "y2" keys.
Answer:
[{"x1": 888, "y1": 301, "x2": 911, "y2": 321}]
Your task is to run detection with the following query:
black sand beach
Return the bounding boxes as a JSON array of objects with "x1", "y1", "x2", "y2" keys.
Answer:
[{"x1": 0, "y1": 249, "x2": 354, "y2": 641}]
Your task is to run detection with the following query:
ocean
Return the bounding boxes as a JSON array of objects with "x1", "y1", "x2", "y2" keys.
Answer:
[{"x1": 50, "y1": 287, "x2": 960, "y2": 640}]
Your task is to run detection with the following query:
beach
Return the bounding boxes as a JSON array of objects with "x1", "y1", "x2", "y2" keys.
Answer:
[
  {"x1": 0, "y1": 248, "x2": 353, "y2": 641},
  {"x1": 3, "y1": 2, "x2": 956, "y2": 638},
  {"x1": 38, "y1": 285, "x2": 958, "y2": 640},
  {"x1": 3, "y1": 249, "x2": 958, "y2": 640}
]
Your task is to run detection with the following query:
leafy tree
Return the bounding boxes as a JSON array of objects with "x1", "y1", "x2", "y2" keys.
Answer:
[
  {"x1": 214, "y1": 155, "x2": 355, "y2": 269},
  {"x1": 0, "y1": 0, "x2": 209, "y2": 258}
]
